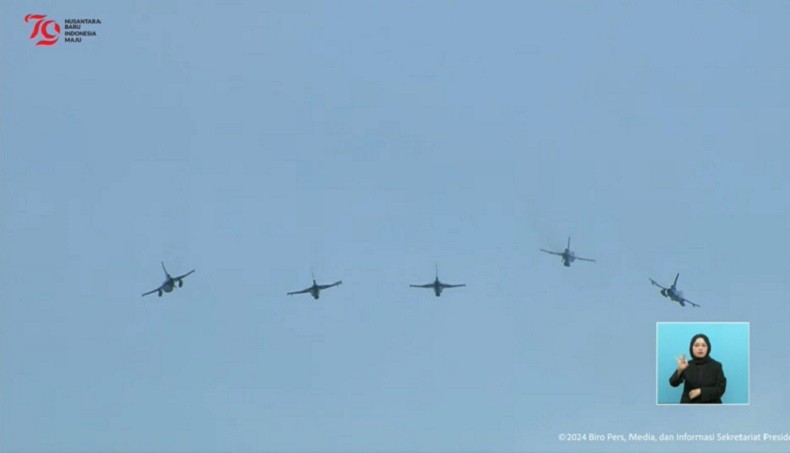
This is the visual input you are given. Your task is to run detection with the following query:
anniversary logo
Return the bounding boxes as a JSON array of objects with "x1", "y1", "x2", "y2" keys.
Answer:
[{"x1": 24, "y1": 14, "x2": 102, "y2": 46}]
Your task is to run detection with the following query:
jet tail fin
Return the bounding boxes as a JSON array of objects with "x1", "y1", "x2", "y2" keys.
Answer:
[
  {"x1": 161, "y1": 262, "x2": 170, "y2": 277},
  {"x1": 673, "y1": 273, "x2": 680, "y2": 287}
]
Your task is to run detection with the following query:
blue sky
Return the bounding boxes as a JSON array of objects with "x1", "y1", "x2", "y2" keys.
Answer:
[{"x1": 3, "y1": 1, "x2": 790, "y2": 452}]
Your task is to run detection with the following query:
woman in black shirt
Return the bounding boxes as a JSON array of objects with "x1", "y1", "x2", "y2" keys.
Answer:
[{"x1": 669, "y1": 333, "x2": 727, "y2": 404}]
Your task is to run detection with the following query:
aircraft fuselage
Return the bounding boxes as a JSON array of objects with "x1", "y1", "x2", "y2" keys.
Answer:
[
  {"x1": 430, "y1": 279, "x2": 442, "y2": 296},
  {"x1": 161, "y1": 277, "x2": 185, "y2": 293},
  {"x1": 660, "y1": 287, "x2": 685, "y2": 304}
]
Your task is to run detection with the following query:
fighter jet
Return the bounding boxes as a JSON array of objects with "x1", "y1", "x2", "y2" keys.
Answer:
[
  {"x1": 410, "y1": 265, "x2": 465, "y2": 297},
  {"x1": 649, "y1": 273, "x2": 700, "y2": 308},
  {"x1": 288, "y1": 273, "x2": 342, "y2": 300},
  {"x1": 540, "y1": 237, "x2": 596, "y2": 267},
  {"x1": 142, "y1": 262, "x2": 196, "y2": 297}
]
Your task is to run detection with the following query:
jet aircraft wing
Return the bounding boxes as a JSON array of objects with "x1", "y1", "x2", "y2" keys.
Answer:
[
  {"x1": 439, "y1": 283, "x2": 466, "y2": 288},
  {"x1": 174, "y1": 269, "x2": 196, "y2": 280},
  {"x1": 410, "y1": 283, "x2": 434, "y2": 288},
  {"x1": 287, "y1": 287, "x2": 312, "y2": 295},
  {"x1": 317, "y1": 281, "x2": 342, "y2": 290},
  {"x1": 540, "y1": 249, "x2": 563, "y2": 256},
  {"x1": 575, "y1": 257, "x2": 596, "y2": 262},
  {"x1": 649, "y1": 278, "x2": 668, "y2": 290},
  {"x1": 142, "y1": 285, "x2": 163, "y2": 297},
  {"x1": 682, "y1": 298, "x2": 700, "y2": 308}
]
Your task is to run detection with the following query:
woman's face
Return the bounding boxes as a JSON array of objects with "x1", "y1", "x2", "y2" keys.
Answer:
[{"x1": 692, "y1": 338, "x2": 709, "y2": 358}]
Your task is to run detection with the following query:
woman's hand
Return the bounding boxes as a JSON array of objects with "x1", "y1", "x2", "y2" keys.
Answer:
[
  {"x1": 675, "y1": 354, "x2": 689, "y2": 373},
  {"x1": 689, "y1": 388, "x2": 701, "y2": 400}
]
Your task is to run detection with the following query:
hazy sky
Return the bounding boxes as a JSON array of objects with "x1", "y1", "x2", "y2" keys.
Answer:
[{"x1": 3, "y1": 1, "x2": 790, "y2": 452}]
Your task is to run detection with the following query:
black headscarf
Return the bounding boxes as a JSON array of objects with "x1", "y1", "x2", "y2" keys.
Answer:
[{"x1": 689, "y1": 333, "x2": 711, "y2": 365}]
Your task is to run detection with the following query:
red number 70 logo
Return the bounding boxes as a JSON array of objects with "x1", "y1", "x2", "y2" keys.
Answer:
[{"x1": 25, "y1": 14, "x2": 61, "y2": 47}]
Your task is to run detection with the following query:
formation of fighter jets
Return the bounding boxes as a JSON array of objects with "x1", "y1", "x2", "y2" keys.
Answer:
[
  {"x1": 141, "y1": 237, "x2": 702, "y2": 308},
  {"x1": 141, "y1": 264, "x2": 464, "y2": 299}
]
